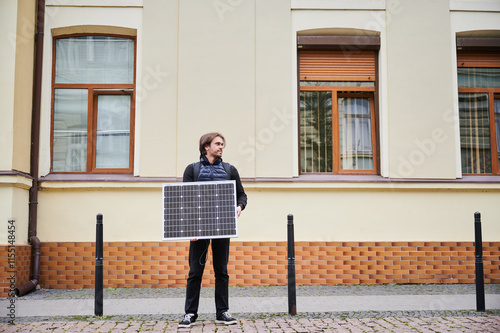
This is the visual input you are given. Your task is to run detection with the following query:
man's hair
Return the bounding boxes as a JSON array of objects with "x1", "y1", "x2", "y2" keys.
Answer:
[{"x1": 199, "y1": 132, "x2": 226, "y2": 155}]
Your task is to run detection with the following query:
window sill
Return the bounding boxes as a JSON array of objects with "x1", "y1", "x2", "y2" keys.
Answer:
[
  {"x1": 0, "y1": 170, "x2": 33, "y2": 189},
  {"x1": 40, "y1": 173, "x2": 179, "y2": 189},
  {"x1": 244, "y1": 174, "x2": 500, "y2": 183},
  {"x1": 241, "y1": 174, "x2": 500, "y2": 190},
  {"x1": 38, "y1": 173, "x2": 500, "y2": 190}
]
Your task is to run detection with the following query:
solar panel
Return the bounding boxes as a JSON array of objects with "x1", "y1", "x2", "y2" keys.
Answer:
[{"x1": 162, "y1": 180, "x2": 238, "y2": 241}]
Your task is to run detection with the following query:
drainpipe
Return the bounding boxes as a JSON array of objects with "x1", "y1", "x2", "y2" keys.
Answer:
[
  {"x1": 15, "y1": 237, "x2": 40, "y2": 296},
  {"x1": 16, "y1": 0, "x2": 45, "y2": 297}
]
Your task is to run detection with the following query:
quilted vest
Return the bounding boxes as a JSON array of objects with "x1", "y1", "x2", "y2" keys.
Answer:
[{"x1": 195, "y1": 160, "x2": 230, "y2": 182}]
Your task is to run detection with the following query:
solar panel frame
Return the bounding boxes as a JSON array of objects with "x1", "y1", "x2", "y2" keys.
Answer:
[{"x1": 162, "y1": 180, "x2": 238, "y2": 241}]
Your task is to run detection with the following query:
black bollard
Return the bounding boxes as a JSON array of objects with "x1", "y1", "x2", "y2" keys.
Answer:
[
  {"x1": 95, "y1": 214, "x2": 103, "y2": 316},
  {"x1": 287, "y1": 214, "x2": 297, "y2": 315},
  {"x1": 474, "y1": 212, "x2": 485, "y2": 312}
]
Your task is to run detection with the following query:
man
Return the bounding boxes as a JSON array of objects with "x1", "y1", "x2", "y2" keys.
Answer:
[{"x1": 179, "y1": 132, "x2": 247, "y2": 328}]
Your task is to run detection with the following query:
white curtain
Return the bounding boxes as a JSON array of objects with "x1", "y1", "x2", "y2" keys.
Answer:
[
  {"x1": 52, "y1": 89, "x2": 88, "y2": 172},
  {"x1": 495, "y1": 99, "x2": 500, "y2": 165},
  {"x1": 338, "y1": 97, "x2": 373, "y2": 170},
  {"x1": 459, "y1": 93, "x2": 491, "y2": 174},
  {"x1": 55, "y1": 36, "x2": 134, "y2": 84},
  {"x1": 95, "y1": 95, "x2": 131, "y2": 169}
]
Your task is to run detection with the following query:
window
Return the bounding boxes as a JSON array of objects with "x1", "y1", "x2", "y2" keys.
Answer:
[
  {"x1": 457, "y1": 47, "x2": 500, "y2": 175},
  {"x1": 51, "y1": 35, "x2": 135, "y2": 173},
  {"x1": 298, "y1": 37, "x2": 379, "y2": 174}
]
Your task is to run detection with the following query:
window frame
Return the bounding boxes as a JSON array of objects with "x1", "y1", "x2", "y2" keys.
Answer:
[
  {"x1": 457, "y1": 39, "x2": 500, "y2": 176},
  {"x1": 300, "y1": 86, "x2": 377, "y2": 174},
  {"x1": 50, "y1": 33, "x2": 137, "y2": 174},
  {"x1": 297, "y1": 36, "x2": 380, "y2": 175},
  {"x1": 457, "y1": 88, "x2": 500, "y2": 175}
]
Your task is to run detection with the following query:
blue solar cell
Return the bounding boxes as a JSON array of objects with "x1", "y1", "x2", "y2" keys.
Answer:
[{"x1": 163, "y1": 180, "x2": 238, "y2": 240}]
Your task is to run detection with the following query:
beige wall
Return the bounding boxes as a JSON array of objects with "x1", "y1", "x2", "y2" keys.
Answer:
[
  {"x1": 0, "y1": 188, "x2": 14, "y2": 244},
  {"x1": 450, "y1": 5, "x2": 500, "y2": 176},
  {"x1": 25, "y1": 0, "x2": 500, "y2": 245},
  {"x1": 38, "y1": 186, "x2": 162, "y2": 242},
  {"x1": 243, "y1": 184, "x2": 500, "y2": 242},
  {"x1": 12, "y1": 0, "x2": 36, "y2": 173},
  {"x1": 139, "y1": 0, "x2": 178, "y2": 177},
  {"x1": 0, "y1": 180, "x2": 31, "y2": 245},
  {"x1": 38, "y1": 4, "x2": 143, "y2": 176},
  {"x1": 176, "y1": 0, "x2": 256, "y2": 178},
  {"x1": 139, "y1": 0, "x2": 294, "y2": 179},
  {"x1": 0, "y1": 0, "x2": 35, "y2": 245},
  {"x1": 292, "y1": 5, "x2": 389, "y2": 177},
  {"x1": 291, "y1": 0, "x2": 465, "y2": 179},
  {"x1": 0, "y1": 0, "x2": 18, "y2": 171},
  {"x1": 386, "y1": 0, "x2": 457, "y2": 179},
  {"x1": 38, "y1": 0, "x2": 473, "y2": 181},
  {"x1": 37, "y1": 182, "x2": 500, "y2": 242},
  {"x1": 254, "y1": 0, "x2": 295, "y2": 178}
]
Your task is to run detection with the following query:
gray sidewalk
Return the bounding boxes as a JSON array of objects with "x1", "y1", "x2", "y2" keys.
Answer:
[{"x1": 1, "y1": 284, "x2": 500, "y2": 332}]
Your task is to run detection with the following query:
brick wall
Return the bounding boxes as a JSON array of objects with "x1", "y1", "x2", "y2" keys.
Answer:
[
  {"x1": 29, "y1": 241, "x2": 500, "y2": 291},
  {"x1": 0, "y1": 245, "x2": 32, "y2": 297}
]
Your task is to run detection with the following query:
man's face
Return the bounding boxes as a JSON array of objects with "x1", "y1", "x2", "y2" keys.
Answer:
[{"x1": 205, "y1": 136, "x2": 224, "y2": 159}]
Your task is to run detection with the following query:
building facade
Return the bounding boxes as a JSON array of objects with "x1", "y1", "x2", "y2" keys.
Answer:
[{"x1": 1, "y1": 0, "x2": 500, "y2": 297}]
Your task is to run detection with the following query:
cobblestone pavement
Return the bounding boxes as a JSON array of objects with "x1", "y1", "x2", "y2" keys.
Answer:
[
  {"x1": 1, "y1": 285, "x2": 499, "y2": 332},
  {"x1": 1, "y1": 315, "x2": 500, "y2": 332}
]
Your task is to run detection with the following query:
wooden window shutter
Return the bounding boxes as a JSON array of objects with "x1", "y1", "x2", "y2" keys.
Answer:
[
  {"x1": 456, "y1": 38, "x2": 500, "y2": 67},
  {"x1": 457, "y1": 51, "x2": 500, "y2": 68},
  {"x1": 299, "y1": 50, "x2": 376, "y2": 81}
]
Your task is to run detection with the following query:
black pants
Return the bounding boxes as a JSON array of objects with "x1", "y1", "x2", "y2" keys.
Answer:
[{"x1": 184, "y1": 238, "x2": 230, "y2": 316}]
